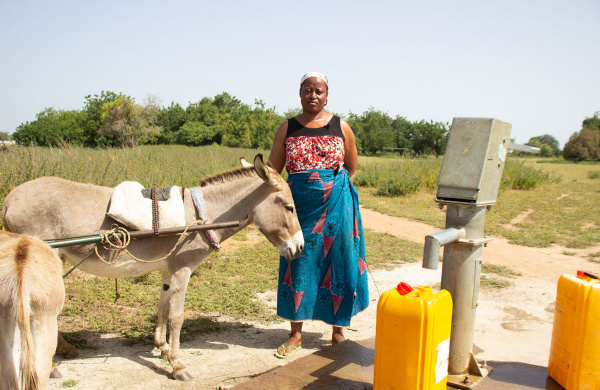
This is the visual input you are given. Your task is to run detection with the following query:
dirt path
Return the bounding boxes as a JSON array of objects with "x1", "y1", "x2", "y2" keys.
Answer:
[
  {"x1": 47, "y1": 208, "x2": 600, "y2": 390},
  {"x1": 359, "y1": 207, "x2": 600, "y2": 284}
]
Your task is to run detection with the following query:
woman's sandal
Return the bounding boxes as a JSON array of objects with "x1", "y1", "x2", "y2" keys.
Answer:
[{"x1": 274, "y1": 344, "x2": 302, "y2": 359}]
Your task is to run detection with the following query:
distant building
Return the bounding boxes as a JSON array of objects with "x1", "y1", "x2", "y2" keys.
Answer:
[{"x1": 0, "y1": 140, "x2": 15, "y2": 151}]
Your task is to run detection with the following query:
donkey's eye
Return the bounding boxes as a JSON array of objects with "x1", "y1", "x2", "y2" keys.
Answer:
[{"x1": 285, "y1": 205, "x2": 294, "y2": 213}]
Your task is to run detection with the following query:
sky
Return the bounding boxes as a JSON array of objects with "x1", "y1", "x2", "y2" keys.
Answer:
[{"x1": 1, "y1": 0, "x2": 598, "y2": 148}]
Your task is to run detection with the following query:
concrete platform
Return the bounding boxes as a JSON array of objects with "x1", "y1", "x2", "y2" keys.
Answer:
[{"x1": 233, "y1": 338, "x2": 564, "y2": 390}]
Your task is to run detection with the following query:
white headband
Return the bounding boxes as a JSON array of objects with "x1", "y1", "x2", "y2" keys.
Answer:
[{"x1": 300, "y1": 72, "x2": 328, "y2": 87}]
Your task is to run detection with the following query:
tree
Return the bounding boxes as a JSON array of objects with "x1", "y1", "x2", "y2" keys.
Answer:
[
  {"x1": 562, "y1": 111, "x2": 600, "y2": 161},
  {"x1": 99, "y1": 95, "x2": 161, "y2": 147},
  {"x1": 0, "y1": 132, "x2": 10, "y2": 141},
  {"x1": 392, "y1": 116, "x2": 412, "y2": 152},
  {"x1": 82, "y1": 91, "x2": 122, "y2": 147},
  {"x1": 183, "y1": 92, "x2": 280, "y2": 149},
  {"x1": 214, "y1": 93, "x2": 252, "y2": 148},
  {"x1": 563, "y1": 129, "x2": 600, "y2": 161},
  {"x1": 582, "y1": 111, "x2": 600, "y2": 131},
  {"x1": 347, "y1": 108, "x2": 395, "y2": 155},
  {"x1": 176, "y1": 121, "x2": 218, "y2": 146},
  {"x1": 283, "y1": 107, "x2": 302, "y2": 119},
  {"x1": 526, "y1": 134, "x2": 560, "y2": 156},
  {"x1": 13, "y1": 108, "x2": 85, "y2": 146},
  {"x1": 157, "y1": 102, "x2": 187, "y2": 144},
  {"x1": 409, "y1": 120, "x2": 449, "y2": 156},
  {"x1": 538, "y1": 134, "x2": 560, "y2": 155},
  {"x1": 539, "y1": 144, "x2": 554, "y2": 157},
  {"x1": 249, "y1": 99, "x2": 282, "y2": 149}
]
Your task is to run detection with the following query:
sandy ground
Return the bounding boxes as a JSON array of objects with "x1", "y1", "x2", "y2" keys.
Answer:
[{"x1": 46, "y1": 207, "x2": 600, "y2": 390}]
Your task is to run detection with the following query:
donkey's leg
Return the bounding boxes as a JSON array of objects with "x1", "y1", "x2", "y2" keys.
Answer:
[
  {"x1": 33, "y1": 314, "x2": 59, "y2": 389},
  {"x1": 154, "y1": 271, "x2": 172, "y2": 357},
  {"x1": 166, "y1": 267, "x2": 193, "y2": 381},
  {"x1": 0, "y1": 315, "x2": 19, "y2": 389},
  {"x1": 56, "y1": 332, "x2": 78, "y2": 358}
]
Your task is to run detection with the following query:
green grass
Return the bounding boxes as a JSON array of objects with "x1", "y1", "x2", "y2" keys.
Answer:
[
  {"x1": 363, "y1": 229, "x2": 424, "y2": 268},
  {"x1": 356, "y1": 156, "x2": 599, "y2": 249},
  {"x1": 478, "y1": 263, "x2": 520, "y2": 289},
  {"x1": 481, "y1": 263, "x2": 521, "y2": 278},
  {"x1": 537, "y1": 158, "x2": 600, "y2": 165},
  {"x1": 485, "y1": 160, "x2": 600, "y2": 248},
  {"x1": 588, "y1": 170, "x2": 600, "y2": 179},
  {"x1": 353, "y1": 157, "x2": 440, "y2": 196},
  {"x1": 480, "y1": 275, "x2": 512, "y2": 289},
  {"x1": 61, "y1": 379, "x2": 78, "y2": 388}
]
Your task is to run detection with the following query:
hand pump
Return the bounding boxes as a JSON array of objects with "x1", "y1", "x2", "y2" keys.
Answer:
[{"x1": 422, "y1": 118, "x2": 511, "y2": 388}]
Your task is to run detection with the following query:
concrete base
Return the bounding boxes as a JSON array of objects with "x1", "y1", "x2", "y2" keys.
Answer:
[
  {"x1": 233, "y1": 339, "x2": 374, "y2": 389},
  {"x1": 233, "y1": 338, "x2": 565, "y2": 390}
]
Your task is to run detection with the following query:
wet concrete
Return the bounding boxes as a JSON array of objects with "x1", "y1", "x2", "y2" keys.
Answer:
[{"x1": 233, "y1": 338, "x2": 565, "y2": 390}]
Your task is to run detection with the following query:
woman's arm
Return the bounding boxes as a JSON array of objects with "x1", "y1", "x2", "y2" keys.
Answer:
[
  {"x1": 267, "y1": 121, "x2": 288, "y2": 174},
  {"x1": 341, "y1": 119, "x2": 358, "y2": 177}
]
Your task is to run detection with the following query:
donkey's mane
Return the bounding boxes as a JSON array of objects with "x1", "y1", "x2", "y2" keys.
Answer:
[{"x1": 200, "y1": 166, "x2": 257, "y2": 187}]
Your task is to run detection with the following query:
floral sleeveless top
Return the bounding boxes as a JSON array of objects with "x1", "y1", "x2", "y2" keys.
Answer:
[{"x1": 285, "y1": 116, "x2": 345, "y2": 174}]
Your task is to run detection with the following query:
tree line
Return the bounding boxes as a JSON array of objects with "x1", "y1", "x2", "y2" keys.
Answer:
[
  {"x1": 8, "y1": 91, "x2": 450, "y2": 156},
  {"x1": 6, "y1": 91, "x2": 599, "y2": 160},
  {"x1": 517, "y1": 112, "x2": 600, "y2": 160}
]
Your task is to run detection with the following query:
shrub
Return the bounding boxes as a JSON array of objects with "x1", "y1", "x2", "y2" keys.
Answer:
[
  {"x1": 353, "y1": 157, "x2": 441, "y2": 197},
  {"x1": 563, "y1": 129, "x2": 600, "y2": 161},
  {"x1": 376, "y1": 177, "x2": 421, "y2": 197},
  {"x1": 501, "y1": 160, "x2": 560, "y2": 190},
  {"x1": 588, "y1": 170, "x2": 600, "y2": 179}
]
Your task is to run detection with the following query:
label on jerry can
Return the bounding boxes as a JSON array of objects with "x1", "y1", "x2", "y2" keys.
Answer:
[{"x1": 435, "y1": 338, "x2": 450, "y2": 384}]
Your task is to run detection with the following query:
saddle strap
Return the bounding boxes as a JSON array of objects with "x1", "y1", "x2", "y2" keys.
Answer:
[
  {"x1": 190, "y1": 186, "x2": 221, "y2": 251},
  {"x1": 152, "y1": 184, "x2": 159, "y2": 236}
]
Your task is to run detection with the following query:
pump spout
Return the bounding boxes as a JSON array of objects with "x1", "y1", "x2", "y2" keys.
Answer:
[{"x1": 422, "y1": 227, "x2": 466, "y2": 269}]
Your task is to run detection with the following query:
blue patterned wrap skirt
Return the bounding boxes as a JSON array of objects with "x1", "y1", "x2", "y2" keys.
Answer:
[{"x1": 277, "y1": 168, "x2": 369, "y2": 326}]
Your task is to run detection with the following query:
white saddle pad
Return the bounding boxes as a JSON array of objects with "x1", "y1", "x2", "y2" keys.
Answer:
[{"x1": 107, "y1": 181, "x2": 186, "y2": 231}]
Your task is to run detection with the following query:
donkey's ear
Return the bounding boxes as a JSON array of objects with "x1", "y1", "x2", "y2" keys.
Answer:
[
  {"x1": 254, "y1": 154, "x2": 282, "y2": 190},
  {"x1": 239, "y1": 157, "x2": 253, "y2": 168}
]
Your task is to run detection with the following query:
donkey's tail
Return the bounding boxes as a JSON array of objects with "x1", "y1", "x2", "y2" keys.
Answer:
[{"x1": 16, "y1": 236, "x2": 40, "y2": 390}]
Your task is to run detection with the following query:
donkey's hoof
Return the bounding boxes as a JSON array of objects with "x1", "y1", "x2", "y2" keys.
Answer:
[
  {"x1": 170, "y1": 369, "x2": 192, "y2": 381},
  {"x1": 50, "y1": 367, "x2": 63, "y2": 378}
]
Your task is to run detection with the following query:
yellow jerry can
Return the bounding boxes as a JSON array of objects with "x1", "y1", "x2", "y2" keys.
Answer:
[
  {"x1": 548, "y1": 272, "x2": 600, "y2": 389},
  {"x1": 374, "y1": 284, "x2": 453, "y2": 390}
]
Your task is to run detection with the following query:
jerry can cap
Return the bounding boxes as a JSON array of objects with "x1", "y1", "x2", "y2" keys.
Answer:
[
  {"x1": 577, "y1": 270, "x2": 599, "y2": 280},
  {"x1": 396, "y1": 282, "x2": 414, "y2": 295}
]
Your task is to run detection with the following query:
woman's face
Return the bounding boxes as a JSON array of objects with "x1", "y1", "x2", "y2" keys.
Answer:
[{"x1": 299, "y1": 77, "x2": 328, "y2": 114}]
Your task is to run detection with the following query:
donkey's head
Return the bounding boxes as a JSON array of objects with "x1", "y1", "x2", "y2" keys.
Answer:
[{"x1": 246, "y1": 155, "x2": 304, "y2": 260}]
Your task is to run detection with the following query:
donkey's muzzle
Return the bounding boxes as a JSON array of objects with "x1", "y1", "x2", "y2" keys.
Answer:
[{"x1": 280, "y1": 230, "x2": 304, "y2": 260}]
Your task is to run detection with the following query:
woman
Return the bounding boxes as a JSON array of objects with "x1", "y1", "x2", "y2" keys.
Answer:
[{"x1": 267, "y1": 72, "x2": 369, "y2": 358}]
